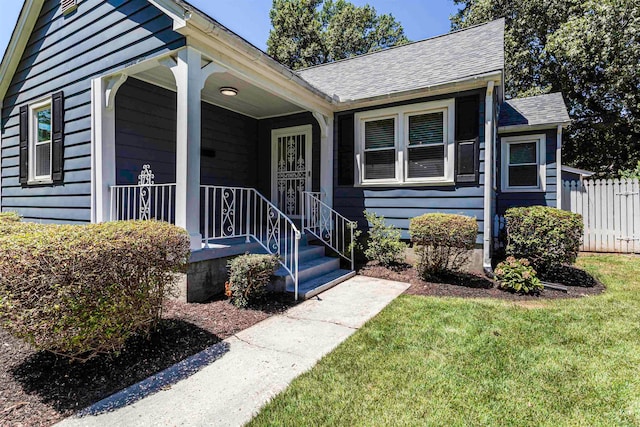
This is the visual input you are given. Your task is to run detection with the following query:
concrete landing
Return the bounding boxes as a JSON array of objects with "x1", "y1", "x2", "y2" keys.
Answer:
[{"x1": 56, "y1": 276, "x2": 409, "y2": 427}]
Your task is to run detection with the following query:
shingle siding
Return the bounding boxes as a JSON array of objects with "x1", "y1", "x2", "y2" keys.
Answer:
[{"x1": 0, "y1": 0, "x2": 185, "y2": 223}]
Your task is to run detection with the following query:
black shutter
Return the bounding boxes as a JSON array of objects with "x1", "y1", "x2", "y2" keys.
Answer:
[
  {"x1": 19, "y1": 105, "x2": 28, "y2": 184},
  {"x1": 337, "y1": 114, "x2": 354, "y2": 186},
  {"x1": 51, "y1": 91, "x2": 64, "y2": 183},
  {"x1": 455, "y1": 95, "x2": 480, "y2": 183}
]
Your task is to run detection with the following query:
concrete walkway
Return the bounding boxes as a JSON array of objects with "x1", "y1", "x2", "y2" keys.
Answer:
[{"x1": 57, "y1": 276, "x2": 409, "y2": 427}]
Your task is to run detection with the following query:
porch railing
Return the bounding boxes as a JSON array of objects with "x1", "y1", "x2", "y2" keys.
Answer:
[
  {"x1": 110, "y1": 183, "x2": 176, "y2": 222},
  {"x1": 302, "y1": 191, "x2": 356, "y2": 270},
  {"x1": 201, "y1": 185, "x2": 301, "y2": 300},
  {"x1": 109, "y1": 165, "x2": 176, "y2": 222}
]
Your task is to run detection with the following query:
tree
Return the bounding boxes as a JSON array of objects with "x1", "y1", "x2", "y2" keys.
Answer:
[
  {"x1": 267, "y1": 0, "x2": 409, "y2": 70},
  {"x1": 452, "y1": 0, "x2": 640, "y2": 176}
]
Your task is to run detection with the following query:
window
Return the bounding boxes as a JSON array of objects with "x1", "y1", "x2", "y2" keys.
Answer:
[
  {"x1": 29, "y1": 99, "x2": 52, "y2": 182},
  {"x1": 20, "y1": 92, "x2": 64, "y2": 186},
  {"x1": 355, "y1": 100, "x2": 455, "y2": 186},
  {"x1": 501, "y1": 134, "x2": 546, "y2": 192},
  {"x1": 363, "y1": 117, "x2": 396, "y2": 180}
]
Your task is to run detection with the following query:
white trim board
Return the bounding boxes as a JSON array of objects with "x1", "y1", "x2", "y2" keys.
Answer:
[{"x1": 500, "y1": 133, "x2": 547, "y2": 193}]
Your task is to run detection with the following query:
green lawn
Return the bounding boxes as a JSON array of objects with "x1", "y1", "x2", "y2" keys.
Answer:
[{"x1": 249, "y1": 255, "x2": 640, "y2": 426}]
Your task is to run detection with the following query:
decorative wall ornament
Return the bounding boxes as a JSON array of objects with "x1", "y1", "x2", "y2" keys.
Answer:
[{"x1": 137, "y1": 165, "x2": 154, "y2": 220}]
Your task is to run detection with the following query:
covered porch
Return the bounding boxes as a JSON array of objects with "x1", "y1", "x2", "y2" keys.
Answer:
[{"x1": 91, "y1": 46, "x2": 354, "y2": 300}]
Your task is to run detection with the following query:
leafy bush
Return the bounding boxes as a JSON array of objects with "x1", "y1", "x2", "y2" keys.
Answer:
[
  {"x1": 0, "y1": 221, "x2": 190, "y2": 361},
  {"x1": 410, "y1": 213, "x2": 478, "y2": 278},
  {"x1": 227, "y1": 254, "x2": 279, "y2": 308},
  {"x1": 505, "y1": 206, "x2": 583, "y2": 275},
  {"x1": 495, "y1": 257, "x2": 543, "y2": 294},
  {"x1": 0, "y1": 211, "x2": 21, "y2": 223},
  {"x1": 363, "y1": 211, "x2": 407, "y2": 266}
]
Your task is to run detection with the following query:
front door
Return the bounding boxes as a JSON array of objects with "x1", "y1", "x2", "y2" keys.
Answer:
[{"x1": 271, "y1": 125, "x2": 312, "y2": 218}]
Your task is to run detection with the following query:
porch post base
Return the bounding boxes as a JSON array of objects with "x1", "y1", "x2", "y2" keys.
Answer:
[{"x1": 189, "y1": 233, "x2": 203, "y2": 251}]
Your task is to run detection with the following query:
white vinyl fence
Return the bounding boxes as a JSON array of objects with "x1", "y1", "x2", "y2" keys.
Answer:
[{"x1": 562, "y1": 178, "x2": 640, "y2": 253}]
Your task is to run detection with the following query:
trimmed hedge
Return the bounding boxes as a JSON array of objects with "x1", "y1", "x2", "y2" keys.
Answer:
[
  {"x1": 505, "y1": 206, "x2": 583, "y2": 275},
  {"x1": 0, "y1": 221, "x2": 190, "y2": 361},
  {"x1": 227, "y1": 254, "x2": 279, "y2": 308},
  {"x1": 410, "y1": 213, "x2": 478, "y2": 278}
]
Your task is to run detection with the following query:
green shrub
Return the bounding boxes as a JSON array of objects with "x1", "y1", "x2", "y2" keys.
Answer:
[
  {"x1": 0, "y1": 211, "x2": 21, "y2": 223},
  {"x1": 227, "y1": 254, "x2": 279, "y2": 308},
  {"x1": 0, "y1": 221, "x2": 190, "y2": 361},
  {"x1": 363, "y1": 211, "x2": 407, "y2": 266},
  {"x1": 410, "y1": 213, "x2": 478, "y2": 278},
  {"x1": 505, "y1": 206, "x2": 583, "y2": 275},
  {"x1": 495, "y1": 257, "x2": 543, "y2": 294}
]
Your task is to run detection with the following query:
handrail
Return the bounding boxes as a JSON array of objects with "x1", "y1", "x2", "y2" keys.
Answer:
[
  {"x1": 201, "y1": 185, "x2": 301, "y2": 300},
  {"x1": 302, "y1": 191, "x2": 356, "y2": 270}
]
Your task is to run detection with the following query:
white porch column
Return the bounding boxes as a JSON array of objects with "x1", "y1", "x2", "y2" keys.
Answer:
[
  {"x1": 483, "y1": 81, "x2": 495, "y2": 271},
  {"x1": 313, "y1": 112, "x2": 334, "y2": 207},
  {"x1": 92, "y1": 74, "x2": 127, "y2": 223},
  {"x1": 171, "y1": 47, "x2": 204, "y2": 250},
  {"x1": 163, "y1": 47, "x2": 226, "y2": 250}
]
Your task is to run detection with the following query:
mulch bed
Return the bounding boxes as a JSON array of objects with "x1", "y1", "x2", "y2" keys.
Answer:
[
  {"x1": 359, "y1": 263, "x2": 606, "y2": 300},
  {"x1": 0, "y1": 295, "x2": 295, "y2": 427}
]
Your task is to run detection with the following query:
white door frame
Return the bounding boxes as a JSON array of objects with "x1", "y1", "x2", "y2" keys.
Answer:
[{"x1": 271, "y1": 125, "x2": 313, "y2": 218}]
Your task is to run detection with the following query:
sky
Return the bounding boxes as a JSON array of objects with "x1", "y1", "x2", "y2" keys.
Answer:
[{"x1": 0, "y1": 0, "x2": 460, "y2": 60}]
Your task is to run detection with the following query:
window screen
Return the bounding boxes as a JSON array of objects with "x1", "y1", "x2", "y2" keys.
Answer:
[
  {"x1": 364, "y1": 118, "x2": 395, "y2": 180},
  {"x1": 407, "y1": 112, "x2": 444, "y2": 179}
]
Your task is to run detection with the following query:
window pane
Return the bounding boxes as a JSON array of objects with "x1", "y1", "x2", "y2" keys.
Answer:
[
  {"x1": 408, "y1": 145, "x2": 444, "y2": 178},
  {"x1": 509, "y1": 165, "x2": 538, "y2": 187},
  {"x1": 37, "y1": 108, "x2": 51, "y2": 143},
  {"x1": 409, "y1": 112, "x2": 443, "y2": 146},
  {"x1": 365, "y1": 118, "x2": 395, "y2": 150},
  {"x1": 36, "y1": 142, "x2": 51, "y2": 177},
  {"x1": 365, "y1": 149, "x2": 395, "y2": 180},
  {"x1": 509, "y1": 142, "x2": 536, "y2": 164}
]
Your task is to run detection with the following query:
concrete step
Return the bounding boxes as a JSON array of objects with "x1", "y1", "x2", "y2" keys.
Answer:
[
  {"x1": 271, "y1": 256, "x2": 341, "y2": 292},
  {"x1": 286, "y1": 269, "x2": 356, "y2": 300}
]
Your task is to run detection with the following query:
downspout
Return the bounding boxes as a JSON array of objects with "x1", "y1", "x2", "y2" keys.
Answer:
[
  {"x1": 556, "y1": 125, "x2": 563, "y2": 209},
  {"x1": 483, "y1": 81, "x2": 495, "y2": 277}
]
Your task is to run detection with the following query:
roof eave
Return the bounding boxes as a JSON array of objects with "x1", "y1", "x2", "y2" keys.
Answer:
[
  {"x1": 498, "y1": 121, "x2": 571, "y2": 134},
  {"x1": 148, "y1": 0, "x2": 336, "y2": 113},
  {"x1": 0, "y1": 0, "x2": 46, "y2": 103},
  {"x1": 335, "y1": 70, "x2": 503, "y2": 112}
]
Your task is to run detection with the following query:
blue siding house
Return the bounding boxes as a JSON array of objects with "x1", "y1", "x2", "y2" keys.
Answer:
[{"x1": 0, "y1": 0, "x2": 570, "y2": 300}]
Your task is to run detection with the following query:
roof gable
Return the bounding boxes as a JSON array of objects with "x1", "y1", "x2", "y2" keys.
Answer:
[{"x1": 297, "y1": 19, "x2": 505, "y2": 102}]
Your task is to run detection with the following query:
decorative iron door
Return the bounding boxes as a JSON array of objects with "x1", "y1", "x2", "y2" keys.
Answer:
[{"x1": 271, "y1": 125, "x2": 312, "y2": 218}]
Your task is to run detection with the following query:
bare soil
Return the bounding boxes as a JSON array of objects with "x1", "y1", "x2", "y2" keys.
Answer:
[
  {"x1": 0, "y1": 295, "x2": 295, "y2": 427},
  {"x1": 359, "y1": 263, "x2": 605, "y2": 300}
]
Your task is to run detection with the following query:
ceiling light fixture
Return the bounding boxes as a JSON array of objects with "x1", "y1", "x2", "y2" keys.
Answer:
[{"x1": 219, "y1": 87, "x2": 238, "y2": 96}]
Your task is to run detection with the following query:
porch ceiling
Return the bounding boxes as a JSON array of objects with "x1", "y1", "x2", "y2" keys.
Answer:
[{"x1": 134, "y1": 66, "x2": 305, "y2": 119}]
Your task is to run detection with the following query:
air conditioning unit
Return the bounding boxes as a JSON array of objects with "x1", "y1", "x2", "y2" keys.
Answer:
[{"x1": 61, "y1": 0, "x2": 78, "y2": 15}]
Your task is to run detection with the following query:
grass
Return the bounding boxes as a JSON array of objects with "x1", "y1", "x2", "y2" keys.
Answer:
[{"x1": 249, "y1": 255, "x2": 640, "y2": 426}]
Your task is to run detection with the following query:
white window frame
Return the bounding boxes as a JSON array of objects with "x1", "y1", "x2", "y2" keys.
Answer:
[
  {"x1": 28, "y1": 98, "x2": 53, "y2": 184},
  {"x1": 355, "y1": 99, "x2": 455, "y2": 187},
  {"x1": 500, "y1": 134, "x2": 546, "y2": 193}
]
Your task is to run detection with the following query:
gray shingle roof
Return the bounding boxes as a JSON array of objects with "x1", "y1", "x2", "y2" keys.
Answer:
[
  {"x1": 297, "y1": 19, "x2": 505, "y2": 102},
  {"x1": 499, "y1": 93, "x2": 571, "y2": 128}
]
